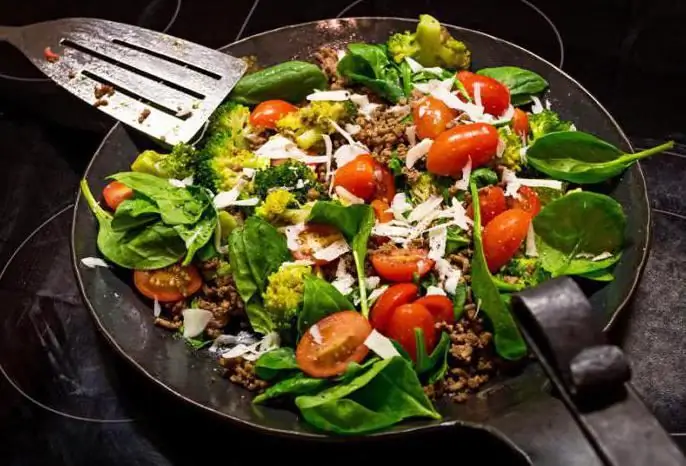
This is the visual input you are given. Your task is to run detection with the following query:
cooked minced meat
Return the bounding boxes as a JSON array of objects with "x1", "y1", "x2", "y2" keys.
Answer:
[
  {"x1": 355, "y1": 106, "x2": 411, "y2": 164},
  {"x1": 314, "y1": 46, "x2": 346, "y2": 89},
  {"x1": 220, "y1": 357, "x2": 269, "y2": 392}
]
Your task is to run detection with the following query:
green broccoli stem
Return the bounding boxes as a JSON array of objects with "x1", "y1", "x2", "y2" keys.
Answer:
[
  {"x1": 79, "y1": 179, "x2": 112, "y2": 223},
  {"x1": 354, "y1": 251, "x2": 370, "y2": 317}
]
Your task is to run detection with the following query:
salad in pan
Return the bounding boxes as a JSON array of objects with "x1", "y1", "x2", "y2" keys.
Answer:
[{"x1": 80, "y1": 14, "x2": 672, "y2": 434}]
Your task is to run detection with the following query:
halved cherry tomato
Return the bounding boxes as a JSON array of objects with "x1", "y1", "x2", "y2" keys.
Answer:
[
  {"x1": 413, "y1": 96, "x2": 457, "y2": 140},
  {"x1": 512, "y1": 108, "x2": 529, "y2": 138},
  {"x1": 133, "y1": 264, "x2": 203, "y2": 302},
  {"x1": 414, "y1": 295, "x2": 455, "y2": 325},
  {"x1": 372, "y1": 160, "x2": 396, "y2": 203},
  {"x1": 386, "y1": 303, "x2": 437, "y2": 360},
  {"x1": 291, "y1": 224, "x2": 344, "y2": 265},
  {"x1": 508, "y1": 186, "x2": 541, "y2": 217},
  {"x1": 102, "y1": 181, "x2": 134, "y2": 210},
  {"x1": 370, "y1": 247, "x2": 434, "y2": 282},
  {"x1": 426, "y1": 123, "x2": 499, "y2": 177},
  {"x1": 456, "y1": 71, "x2": 511, "y2": 117},
  {"x1": 482, "y1": 209, "x2": 531, "y2": 272},
  {"x1": 466, "y1": 186, "x2": 507, "y2": 226},
  {"x1": 370, "y1": 283, "x2": 419, "y2": 333},
  {"x1": 371, "y1": 199, "x2": 394, "y2": 223},
  {"x1": 296, "y1": 310, "x2": 372, "y2": 378},
  {"x1": 333, "y1": 154, "x2": 377, "y2": 201},
  {"x1": 249, "y1": 100, "x2": 298, "y2": 129}
]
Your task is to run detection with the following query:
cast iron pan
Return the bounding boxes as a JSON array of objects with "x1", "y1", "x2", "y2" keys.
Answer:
[{"x1": 71, "y1": 18, "x2": 651, "y2": 442}]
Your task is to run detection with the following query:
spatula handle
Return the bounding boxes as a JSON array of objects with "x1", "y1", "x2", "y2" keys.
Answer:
[{"x1": 0, "y1": 26, "x2": 17, "y2": 41}]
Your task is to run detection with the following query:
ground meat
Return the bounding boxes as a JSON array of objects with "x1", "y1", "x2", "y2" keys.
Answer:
[
  {"x1": 355, "y1": 106, "x2": 411, "y2": 164},
  {"x1": 196, "y1": 274, "x2": 246, "y2": 334},
  {"x1": 314, "y1": 46, "x2": 346, "y2": 89},
  {"x1": 94, "y1": 84, "x2": 115, "y2": 99},
  {"x1": 138, "y1": 108, "x2": 151, "y2": 123},
  {"x1": 154, "y1": 317, "x2": 182, "y2": 330},
  {"x1": 245, "y1": 127, "x2": 270, "y2": 151},
  {"x1": 93, "y1": 99, "x2": 108, "y2": 107},
  {"x1": 449, "y1": 250, "x2": 473, "y2": 274},
  {"x1": 220, "y1": 357, "x2": 269, "y2": 392}
]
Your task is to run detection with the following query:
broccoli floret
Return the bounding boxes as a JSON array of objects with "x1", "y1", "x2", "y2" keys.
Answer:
[
  {"x1": 387, "y1": 14, "x2": 471, "y2": 69},
  {"x1": 408, "y1": 172, "x2": 439, "y2": 203},
  {"x1": 255, "y1": 189, "x2": 298, "y2": 223},
  {"x1": 529, "y1": 110, "x2": 574, "y2": 141},
  {"x1": 501, "y1": 257, "x2": 550, "y2": 288},
  {"x1": 275, "y1": 101, "x2": 354, "y2": 150},
  {"x1": 131, "y1": 143, "x2": 195, "y2": 179},
  {"x1": 253, "y1": 160, "x2": 324, "y2": 203},
  {"x1": 208, "y1": 101, "x2": 251, "y2": 146},
  {"x1": 498, "y1": 126, "x2": 525, "y2": 172},
  {"x1": 262, "y1": 264, "x2": 311, "y2": 331}
]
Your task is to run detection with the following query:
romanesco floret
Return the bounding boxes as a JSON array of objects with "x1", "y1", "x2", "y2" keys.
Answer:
[
  {"x1": 498, "y1": 126, "x2": 525, "y2": 171},
  {"x1": 408, "y1": 172, "x2": 438, "y2": 203},
  {"x1": 131, "y1": 143, "x2": 195, "y2": 179},
  {"x1": 253, "y1": 160, "x2": 324, "y2": 203},
  {"x1": 275, "y1": 101, "x2": 355, "y2": 150},
  {"x1": 529, "y1": 110, "x2": 574, "y2": 141},
  {"x1": 501, "y1": 257, "x2": 550, "y2": 289},
  {"x1": 262, "y1": 264, "x2": 311, "y2": 330},
  {"x1": 255, "y1": 189, "x2": 297, "y2": 224},
  {"x1": 196, "y1": 132, "x2": 269, "y2": 191}
]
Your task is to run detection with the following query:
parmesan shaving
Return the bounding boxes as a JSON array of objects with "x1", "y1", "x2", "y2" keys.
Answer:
[
  {"x1": 591, "y1": 251, "x2": 614, "y2": 262},
  {"x1": 283, "y1": 223, "x2": 307, "y2": 251},
  {"x1": 221, "y1": 331, "x2": 280, "y2": 361},
  {"x1": 426, "y1": 286, "x2": 447, "y2": 296},
  {"x1": 408, "y1": 195, "x2": 443, "y2": 223},
  {"x1": 365, "y1": 276, "x2": 381, "y2": 290},
  {"x1": 80, "y1": 257, "x2": 109, "y2": 268},
  {"x1": 405, "y1": 138, "x2": 433, "y2": 168},
  {"x1": 405, "y1": 125, "x2": 417, "y2": 147},
  {"x1": 387, "y1": 105, "x2": 411, "y2": 118},
  {"x1": 323, "y1": 134, "x2": 334, "y2": 182},
  {"x1": 153, "y1": 299, "x2": 161, "y2": 317},
  {"x1": 335, "y1": 186, "x2": 365, "y2": 204},
  {"x1": 531, "y1": 96, "x2": 544, "y2": 114},
  {"x1": 428, "y1": 225, "x2": 448, "y2": 261},
  {"x1": 331, "y1": 274, "x2": 355, "y2": 295},
  {"x1": 473, "y1": 82, "x2": 483, "y2": 108},
  {"x1": 333, "y1": 144, "x2": 367, "y2": 168},
  {"x1": 181, "y1": 309, "x2": 213, "y2": 339},
  {"x1": 405, "y1": 57, "x2": 424, "y2": 73},
  {"x1": 309, "y1": 324, "x2": 323, "y2": 344},
  {"x1": 434, "y1": 258, "x2": 462, "y2": 295},
  {"x1": 364, "y1": 329, "x2": 401, "y2": 359},
  {"x1": 389, "y1": 192, "x2": 412, "y2": 219},
  {"x1": 255, "y1": 135, "x2": 307, "y2": 159},
  {"x1": 525, "y1": 222, "x2": 538, "y2": 257},
  {"x1": 228, "y1": 198, "x2": 259, "y2": 207},
  {"x1": 367, "y1": 285, "x2": 389, "y2": 306},
  {"x1": 349, "y1": 94, "x2": 381, "y2": 119},
  {"x1": 312, "y1": 239, "x2": 351, "y2": 262},
  {"x1": 306, "y1": 90, "x2": 351, "y2": 101},
  {"x1": 209, "y1": 331, "x2": 257, "y2": 353},
  {"x1": 453, "y1": 157, "x2": 472, "y2": 191},
  {"x1": 344, "y1": 123, "x2": 361, "y2": 135}
]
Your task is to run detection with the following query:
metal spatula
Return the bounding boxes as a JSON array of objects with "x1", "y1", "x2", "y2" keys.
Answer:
[{"x1": 0, "y1": 18, "x2": 247, "y2": 146}]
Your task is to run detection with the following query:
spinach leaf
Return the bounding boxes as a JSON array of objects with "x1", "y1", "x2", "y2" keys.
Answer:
[
  {"x1": 109, "y1": 172, "x2": 208, "y2": 225},
  {"x1": 469, "y1": 182, "x2": 527, "y2": 360},
  {"x1": 477, "y1": 66, "x2": 548, "y2": 105},
  {"x1": 173, "y1": 205, "x2": 217, "y2": 266},
  {"x1": 245, "y1": 299, "x2": 274, "y2": 336},
  {"x1": 295, "y1": 357, "x2": 440, "y2": 435},
  {"x1": 533, "y1": 191, "x2": 625, "y2": 277},
  {"x1": 227, "y1": 228, "x2": 258, "y2": 303},
  {"x1": 337, "y1": 44, "x2": 404, "y2": 103},
  {"x1": 111, "y1": 196, "x2": 159, "y2": 232},
  {"x1": 254, "y1": 348, "x2": 299, "y2": 381},
  {"x1": 399, "y1": 60, "x2": 413, "y2": 97},
  {"x1": 253, "y1": 372, "x2": 329, "y2": 405},
  {"x1": 414, "y1": 330, "x2": 451, "y2": 384},
  {"x1": 337, "y1": 357, "x2": 381, "y2": 383},
  {"x1": 308, "y1": 201, "x2": 376, "y2": 316},
  {"x1": 469, "y1": 168, "x2": 499, "y2": 188},
  {"x1": 452, "y1": 282, "x2": 467, "y2": 320},
  {"x1": 527, "y1": 132, "x2": 674, "y2": 184},
  {"x1": 241, "y1": 216, "x2": 291, "y2": 291},
  {"x1": 298, "y1": 275, "x2": 354, "y2": 334},
  {"x1": 446, "y1": 226, "x2": 470, "y2": 254},
  {"x1": 577, "y1": 268, "x2": 615, "y2": 282}
]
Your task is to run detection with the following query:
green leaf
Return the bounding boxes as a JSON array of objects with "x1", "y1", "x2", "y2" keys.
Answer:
[
  {"x1": 295, "y1": 357, "x2": 440, "y2": 435},
  {"x1": 337, "y1": 44, "x2": 405, "y2": 103},
  {"x1": 577, "y1": 268, "x2": 615, "y2": 282},
  {"x1": 414, "y1": 329, "x2": 451, "y2": 384},
  {"x1": 527, "y1": 132, "x2": 674, "y2": 184},
  {"x1": 253, "y1": 372, "x2": 329, "y2": 405},
  {"x1": 445, "y1": 226, "x2": 470, "y2": 255},
  {"x1": 469, "y1": 168, "x2": 499, "y2": 188},
  {"x1": 399, "y1": 59, "x2": 413, "y2": 96},
  {"x1": 337, "y1": 357, "x2": 381, "y2": 383},
  {"x1": 110, "y1": 196, "x2": 160, "y2": 232},
  {"x1": 245, "y1": 299, "x2": 274, "y2": 335},
  {"x1": 241, "y1": 217, "x2": 291, "y2": 291},
  {"x1": 452, "y1": 283, "x2": 467, "y2": 320},
  {"x1": 298, "y1": 275, "x2": 354, "y2": 334},
  {"x1": 477, "y1": 66, "x2": 548, "y2": 103},
  {"x1": 227, "y1": 228, "x2": 258, "y2": 303},
  {"x1": 469, "y1": 182, "x2": 526, "y2": 360},
  {"x1": 254, "y1": 348, "x2": 299, "y2": 381},
  {"x1": 173, "y1": 204, "x2": 217, "y2": 266}
]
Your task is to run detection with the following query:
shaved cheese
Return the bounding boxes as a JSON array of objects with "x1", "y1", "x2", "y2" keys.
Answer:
[
  {"x1": 81, "y1": 257, "x2": 109, "y2": 268},
  {"x1": 367, "y1": 285, "x2": 389, "y2": 306},
  {"x1": 313, "y1": 239, "x2": 350, "y2": 262},
  {"x1": 431, "y1": 86, "x2": 485, "y2": 121},
  {"x1": 405, "y1": 138, "x2": 433, "y2": 168},
  {"x1": 153, "y1": 299, "x2": 162, "y2": 317},
  {"x1": 519, "y1": 146, "x2": 528, "y2": 163},
  {"x1": 438, "y1": 198, "x2": 472, "y2": 231},
  {"x1": 519, "y1": 178, "x2": 564, "y2": 190},
  {"x1": 307, "y1": 89, "x2": 350, "y2": 101},
  {"x1": 349, "y1": 94, "x2": 381, "y2": 119},
  {"x1": 428, "y1": 225, "x2": 448, "y2": 261},
  {"x1": 525, "y1": 222, "x2": 538, "y2": 257},
  {"x1": 295, "y1": 179, "x2": 306, "y2": 189},
  {"x1": 364, "y1": 329, "x2": 401, "y2": 359},
  {"x1": 592, "y1": 251, "x2": 614, "y2": 262},
  {"x1": 496, "y1": 135, "x2": 506, "y2": 158},
  {"x1": 408, "y1": 195, "x2": 443, "y2": 223},
  {"x1": 403, "y1": 210, "x2": 442, "y2": 245},
  {"x1": 545, "y1": 99, "x2": 552, "y2": 110},
  {"x1": 242, "y1": 168, "x2": 256, "y2": 179},
  {"x1": 168, "y1": 178, "x2": 187, "y2": 188},
  {"x1": 344, "y1": 123, "x2": 361, "y2": 135},
  {"x1": 334, "y1": 143, "x2": 367, "y2": 168},
  {"x1": 434, "y1": 258, "x2": 462, "y2": 295},
  {"x1": 229, "y1": 198, "x2": 259, "y2": 207},
  {"x1": 501, "y1": 168, "x2": 522, "y2": 199},
  {"x1": 372, "y1": 223, "x2": 412, "y2": 239},
  {"x1": 502, "y1": 168, "x2": 564, "y2": 198},
  {"x1": 284, "y1": 223, "x2": 306, "y2": 251},
  {"x1": 255, "y1": 135, "x2": 307, "y2": 159},
  {"x1": 387, "y1": 105, "x2": 411, "y2": 118},
  {"x1": 389, "y1": 192, "x2": 412, "y2": 219},
  {"x1": 322, "y1": 133, "x2": 334, "y2": 182},
  {"x1": 213, "y1": 181, "x2": 245, "y2": 208},
  {"x1": 331, "y1": 275, "x2": 355, "y2": 295},
  {"x1": 413, "y1": 78, "x2": 454, "y2": 95},
  {"x1": 299, "y1": 155, "x2": 330, "y2": 165},
  {"x1": 181, "y1": 309, "x2": 213, "y2": 338},
  {"x1": 209, "y1": 331, "x2": 257, "y2": 353},
  {"x1": 335, "y1": 186, "x2": 365, "y2": 204},
  {"x1": 473, "y1": 82, "x2": 483, "y2": 108},
  {"x1": 405, "y1": 57, "x2": 424, "y2": 73},
  {"x1": 309, "y1": 324, "x2": 323, "y2": 344},
  {"x1": 426, "y1": 286, "x2": 447, "y2": 296},
  {"x1": 453, "y1": 157, "x2": 472, "y2": 191},
  {"x1": 405, "y1": 125, "x2": 417, "y2": 147},
  {"x1": 365, "y1": 276, "x2": 381, "y2": 290},
  {"x1": 531, "y1": 96, "x2": 544, "y2": 114},
  {"x1": 221, "y1": 331, "x2": 280, "y2": 361},
  {"x1": 280, "y1": 259, "x2": 315, "y2": 268},
  {"x1": 330, "y1": 119, "x2": 365, "y2": 148}
]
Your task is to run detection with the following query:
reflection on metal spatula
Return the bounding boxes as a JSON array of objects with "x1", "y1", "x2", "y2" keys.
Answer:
[{"x1": 0, "y1": 18, "x2": 247, "y2": 146}]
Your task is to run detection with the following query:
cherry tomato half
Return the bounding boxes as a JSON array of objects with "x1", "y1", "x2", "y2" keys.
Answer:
[
  {"x1": 386, "y1": 303, "x2": 437, "y2": 361},
  {"x1": 370, "y1": 283, "x2": 419, "y2": 333},
  {"x1": 249, "y1": 100, "x2": 298, "y2": 129},
  {"x1": 466, "y1": 186, "x2": 507, "y2": 226},
  {"x1": 370, "y1": 247, "x2": 434, "y2": 283},
  {"x1": 133, "y1": 264, "x2": 203, "y2": 302},
  {"x1": 333, "y1": 154, "x2": 377, "y2": 201},
  {"x1": 291, "y1": 224, "x2": 345, "y2": 265},
  {"x1": 413, "y1": 96, "x2": 457, "y2": 140},
  {"x1": 372, "y1": 160, "x2": 396, "y2": 203},
  {"x1": 414, "y1": 295, "x2": 455, "y2": 325},
  {"x1": 508, "y1": 186, "x2": 541, "y2": 217},
  {"x1": 371, "y1": 199, "x2": 394, "y2": 223},
  {"x1": 296, "y1": 310, "x2": 372, "y2": 378},
  {"x1": 482, "y1": 209, "x2": 531, "y2": 273},
  {"x1": 456, "y1": 71, "x2": 511, "y2": 117},
  {"x1": 426, "y1": 123, "x2": 499, "y2": 177},
  {"x1": 511, "y1": 108, "x2": 529, "y2": 138},
  {"x1": 102, "y1": 181, "x2": 134, "y2": 210}
]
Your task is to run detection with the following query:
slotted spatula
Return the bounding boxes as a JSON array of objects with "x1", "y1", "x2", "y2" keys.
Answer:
[{"x1": 0, "y1": 18, "x2": 247, "y2": 146}]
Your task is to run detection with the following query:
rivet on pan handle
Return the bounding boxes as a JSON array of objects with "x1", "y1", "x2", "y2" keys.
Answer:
[{"x1": 511, "y1": 277, "x2": 686, "y2": 466}]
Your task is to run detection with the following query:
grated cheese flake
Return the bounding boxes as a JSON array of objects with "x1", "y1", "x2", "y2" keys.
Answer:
[
  {"x1": 306, "y1": 89, "x2": 351, "y2": 101},
  {"x1": 313, "y1": 239, "x2": 351, "y2": 262},
  {"x1": 255, "y1": 134, "x2": 307, "y2": 159},
  {"x1": 283, "y1": 223, "x2": 307, "y2": 251},
  {"x1": 364, "y1": 329, "x2": 401, "y2": 359},
  {"x1": 309, "y1": 324, "x2": 323, "y2": 344},
  {"x1": 153, "y1": 299, "x2": 161, "y2": 317},
  {"x1": 333, "y1": 143, "x2": 368, "y2": 168},
  {"x1": 428, "y1": 225, "x2": 448, "y2": 261},
  {"x1": 344, "y1": 123, "x2": 361, "y2": 135},
  {"x1": 81, "y1": 257, "x2": 110, "y2": 268},
  {"x1": 389, "y1": 192, "x2": 413, "y2": 219},
  {"x1": 181, "y1": 309, "x2": 214, "y2": 339},
  {"x1": 453, "y1": 157, "x2": 472, "y2": 191},
  {"x1": 349, "y1": 94, "x2": 381, "y2": 119},
  {"x1": 426, "y1": 286, "x2": 447, "y2": 296},
  {"x1": 531, "y1": 96, "x2": 544, "y2": 114},
  {"x1": 367, "y1": 285, "x2": 389, "y2": 306},
  {"x1": 591, "y1": 251, "x2": 614, "y2": 262},
  {"x1": 408, "y1": 195, "x2": 443, "y2": 223},
  {"x1": 405, "y1": 138, "x2": 434, "y2": 168},
  {"x1": 405, "y1": 125, "x2": 417, "y2": 147},
  {"x1": 335, "y1": 186, "x2": 365, "y2": 204},
  {"x1": 525, "y1": 222, "x2": 538, "y2": 257}
]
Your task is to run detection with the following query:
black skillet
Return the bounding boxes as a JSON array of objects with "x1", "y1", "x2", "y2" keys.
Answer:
[{"x1": 71, "y1": 16, "x2": 653, "y2": 453}]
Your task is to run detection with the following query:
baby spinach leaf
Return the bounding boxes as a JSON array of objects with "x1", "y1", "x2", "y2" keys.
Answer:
[
  {"x1": 242, "y1": 216, "x2": 291, "y2": 291},
  {"x1": 477, "y1": 66, "x2": 548, "y2": 105},
  {"x1": 446, "y1": 226, "x2": 470, "y2": 254},
  {"x1": 253, "y1": 372, "x2": 329, "y2": 405},
  {"x1": 414, "y1": 329, "x2": 451, "y2": 384},
  {"x1": 469, "y1": 182, "x2": 527, "y2": 360},
  {"x1": 254, "y1": 348, "x2": 299, "y2": 381},
  {"x1": 527, "y1": 132, "x2": 674, "y2": 184},
  {"x1": 337, "y1": 357, "x2": 381, "y2": 383},
  {"x1": 295, "y1": 357, "x2": 440, "y2": 435},
  {"x1": 298, "y1": 275, "x2": 354, "y2": 334},
  {"x1": 173, "y1": 205, "x2": 217, "y2": 266},
  {"x1": 337, "y1": 44, "x2": 404, "y2": 103},
  {"x1": 399, "y1": 60, "x2": 413, "y2": 96},
  {"x1": 245, "y1": 299, "x2": 275, "y2": 336},
  {"x1": 452, "y1": 282, "x2": 467, "y2": 320},
  {"x1": 227, "y1": 228, "x2": 258, "y2": 303},
  {"x1": 577, "y1": 268, "x2": 615, "y2": 282},
  {"x1": 533, "y1": 191, "x2": 625, "y2": 277},
  {"x1": 111, "y1": 196, "x2": 159, "y2": 232}
]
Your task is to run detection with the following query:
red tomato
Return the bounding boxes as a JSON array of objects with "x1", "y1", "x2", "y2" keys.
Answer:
[
  {"x1": 291, "y1": 224, "x2": 345, "y2": 265},
  {"x1": 414, "y1": 295, "x2": 455, "y2": 325},
  {"x1": 512, "y1": 108, "x2": 529, "y2": 138},
  {"x1": 296, "y1": 310, "x2": 372, "y2": 378},
  {"x1": 426, "y1": 123, "x2": 499, "y2": 177},
  {"x1": 386, "y1": 303, "x2": 437, "y2": 360},
  {"x1": 371, "y1": 199, "x2": 394, "y2": 223},
  {"x1": 102, "y1": 181, "x2": 134, "y2": 210},
  {"x1": 456, "y1": 71, "x2": 511, "y2": 117},
  {"x1": 370, "y1": 283, "x2": 419, "y2": 333},
  {"x1": 482, "y1": 209, "x2": 531, "y2": 272},
  {"x1": 370, "y1": 248, "x2": 434, "y2": 282},
  {"x1": 249, "y1": 100, "x2": 298, "y2": 129},
  {"x1": 133, "y1": 264, "x2": 203, "y2": 302},
  {"x1": 466, "y1": 186, "x2": 507, "y2": 226},
  {"x1": 372, "y1": 160, "x2": 396, "y2": 203},
  {"x1": 333, "y1": 154, "x2": 377, "y2": 201},
  {"x1": 508, "y1": 186, "x2": 541, "y2": 217},
  {"x1": 413, "y1": 96, "x2": 457, "y2": 140}
]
